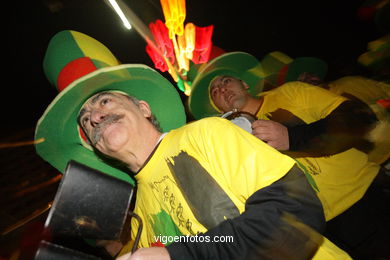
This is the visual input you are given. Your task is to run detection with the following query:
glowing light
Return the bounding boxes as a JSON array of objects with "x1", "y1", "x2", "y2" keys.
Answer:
[
  {"x1": 151, "y1": 20, "x2": 175, "y2": 65},
  {"x1": 108, "y1": 0, "x2": 132, "y2": 30},
  {"x1": 143, "y1": 0, "x2": 215, "y2": 95},
  {"x1": 175, "y1": 23, "x2": 195, "y2": 71},
  {"x1": 0, "y1": 138, "x2": 45, "y2": 149},
  {"x1": 160, "y1": 0, "x2": 186, "y2": 38},
  {"x1": 173, "y1": 33, "x2": 188, "y2": 72},
  {"x1": 146, "y1": 20, "x2": 175, "y2": 72},
  {"x1": 192, "y1": 25, "x2": 214, "y2": 64},
  {"x1": 183, "y1": 23, "x2": 195, "y2": 60},
  {"x1": 145, "y1": 21, "x2": 215, "y2": 95}
]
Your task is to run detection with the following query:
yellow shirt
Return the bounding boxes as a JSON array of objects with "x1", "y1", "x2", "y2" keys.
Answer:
[
  {"x1": 257, "y1": 82, "x2": 380, "y2": 220},
  {"x1": 327, "y1": 76, "x2": 390, "y2": 164},
  {"x1": 120, "y1": 117, "x2": 351, "y2": 259},
  {"x1": 132, "y1": 117, "x2": 295, "y2": 247}
]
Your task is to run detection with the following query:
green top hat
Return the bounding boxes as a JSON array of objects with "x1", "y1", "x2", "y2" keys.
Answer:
[
  {"x1": 35, "y1": 30, "x2": 186, "y2": 184},
  {"x1": 260, "y1": 51, "x2": 293, "y2": 87},
  {"x1": 188, "y1": 52, "x2": 264, "y2": 120},
  {"x1": 284, "y1": 56, "x2": 328, "y2": 83}
]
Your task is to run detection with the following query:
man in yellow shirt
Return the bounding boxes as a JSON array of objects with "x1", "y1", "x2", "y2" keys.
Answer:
[
  {"x1": 188, "y1": 51, "x2": 389, "y2": 259},
  {"x1": 298, "y1": 73, "x2": 390, "y2": 165},
  {"x1": 35, "y1": 31, "x2": 351, "y2": 259}
]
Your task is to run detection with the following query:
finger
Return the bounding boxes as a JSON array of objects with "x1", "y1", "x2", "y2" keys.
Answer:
[
  {"x1": 252, "y1": 128, "x2": 273, "y2": 139},
  {"x1": 252, "y1": 122, "x2": 274, "y2": 133},
  {"x1": 253, "y1": 132, "x2": 272, "y2": 142},
  {"x1": 252, "y1": 119, "x2": 272, "y2": 128},
  {"x1": 252, "y1": 125, "x2": 271, "y2": 135}
]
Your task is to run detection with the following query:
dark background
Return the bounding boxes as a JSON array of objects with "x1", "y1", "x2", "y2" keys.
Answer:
[
  {"x1": 3, "y1": 0, "x2": 384, "y2": 137},
  {"x1": 0, "y1": 0, "x2": 388, "y2": 258}
]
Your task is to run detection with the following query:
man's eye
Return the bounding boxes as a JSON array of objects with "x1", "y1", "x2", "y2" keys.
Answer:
[
  {"x1": 223, "y1": 78, "x2": 231, "y2": 84},
  {"x1": 82, "y1": 117, "x2": 89, "y2": 125},
  {"x1": 101, "y1": 98, "x2": 110, "y2": 106}
]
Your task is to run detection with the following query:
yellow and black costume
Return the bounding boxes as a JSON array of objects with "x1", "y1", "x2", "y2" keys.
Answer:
[
  {"x1": 256, "y1": 82, "x2": 380, "y2": 220},
  {"x1": 126, "y1": 118, "x2": 351, "y2": 259}
]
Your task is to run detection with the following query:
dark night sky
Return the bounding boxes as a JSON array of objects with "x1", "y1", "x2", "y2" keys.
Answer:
[{"x1": 3, "y1": 0, "x2": 382, "y2": 137}]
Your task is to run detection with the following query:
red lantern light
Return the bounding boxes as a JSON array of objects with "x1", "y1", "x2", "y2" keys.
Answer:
[
  {"x1": 192, "y1": 25, "x2": 214, "y2": 64},
  {"x1": 145, "y1": 19, "x2": 176, "y2": 72}
]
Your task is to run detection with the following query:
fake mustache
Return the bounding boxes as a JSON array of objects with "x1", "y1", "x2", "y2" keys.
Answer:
[{"x1": 91, "y1": 114, "x2": 124, "y2": 146}]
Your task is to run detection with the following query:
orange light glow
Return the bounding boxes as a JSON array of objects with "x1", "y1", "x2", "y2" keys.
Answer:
[
  {"x1": 145, "y1": 0, "x2": 214, "y2": 95},
  {"x1": 160, "y1": 0, "x2": 186, "y2": 38},
  {"x1": 184, "y1": 23, "x2": 195, "y2": 60}
]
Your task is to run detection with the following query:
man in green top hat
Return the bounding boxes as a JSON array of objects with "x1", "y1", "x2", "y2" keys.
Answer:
[{"x1": 36, "y1": 31, "x2": 353, "y2": 260}]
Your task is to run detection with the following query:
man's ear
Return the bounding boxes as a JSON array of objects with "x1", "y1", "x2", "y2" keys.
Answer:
[
  {"x1": 138, "y1": 100, "x2": 152, "y2": 118},
  {"x1": 242, "y1": 80, "x2": 250, "y2": 90}
]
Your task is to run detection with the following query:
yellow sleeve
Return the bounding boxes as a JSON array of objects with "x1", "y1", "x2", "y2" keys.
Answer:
[
  {"x1": 188, "y1": 118, "x2": 296, "y2": 204},
  {"x1": 279, "y1": 82, "x2": 347, "y2": 123},
  {"x1": 312, "y1": 237, "x2": 352, "y2": 260}
]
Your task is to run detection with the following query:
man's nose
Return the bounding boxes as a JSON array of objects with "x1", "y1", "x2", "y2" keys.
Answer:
[
  {"x1": 90, "y1": 110, "x2": 107, "y2": 126},
  {"x1": 218, "y1": 85, "x2": 228, "y2": 93}
]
